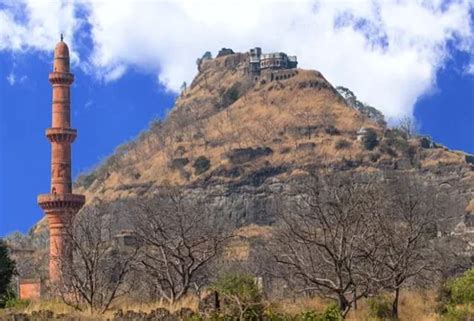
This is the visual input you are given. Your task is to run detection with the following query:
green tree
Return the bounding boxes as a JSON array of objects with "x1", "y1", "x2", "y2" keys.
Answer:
[
  {"x1": 212, "y1": 274, "x2": 263, "y2": 320},
  {"x1": 362, "y1": 128, "x2": 378, "y2": 150},
  {"x1": 0, "y1": 239, "x2": 16, "y2": 308},
  {"x1": 449, "y1": 268, "x2": 474, "y2": 305}
]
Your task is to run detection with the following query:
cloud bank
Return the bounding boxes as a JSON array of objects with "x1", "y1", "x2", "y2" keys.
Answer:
[{"x1": 1, "y1": 0, "x2": 472, "y2": 121}]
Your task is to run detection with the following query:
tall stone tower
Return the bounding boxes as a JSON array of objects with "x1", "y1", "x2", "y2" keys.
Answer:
[{"x1": 38, "y1": 36, "x2": 85, "y2": 283}]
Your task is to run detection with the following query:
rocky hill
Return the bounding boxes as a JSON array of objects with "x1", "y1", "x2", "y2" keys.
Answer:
[{"x1": 25, "y1": 49, "x2": 474, "y2": 248}]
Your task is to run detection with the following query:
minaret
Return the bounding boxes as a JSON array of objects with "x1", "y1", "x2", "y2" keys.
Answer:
[{"x1": 38, "y1": 35, "x2": 85, "y2": 283}]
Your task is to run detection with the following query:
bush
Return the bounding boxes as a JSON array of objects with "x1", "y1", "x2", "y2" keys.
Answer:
[
  {"x1": 441, "y1": 305, "x2": 470, "y2": 321},
  {"x1": 296, "y1": 304, "x2": 342, "y2": 321},
  {"x1": 438, "y1": 268, "x2": 474, "y2": 320},
  {"x1": 264, "y1": 309, "x2": 294, "y2": 321},
  {"x1": 325, "y1": 126, "x2": 340, "y2": 135},
  {"x1": 362, "y1": 129, "x2": 378, "y2": 151},
  {"x1": 318, "y1": 304, "x2": 343, "y2": 321},
  {"x1": 193, "y1": 156, "x2": 211, "y2": 175},
  {"x1": 368, "y1": 295, "x2": 394, "y2": 320},
  {"x1": 298, "y1": 310, "x2": 320, "y2": 321},
  {"x1": 218, "y1": 83, "x2": 243, "y2": 109},
  {"x1": 170, "y1": 157, "x2": 190, "y2": 169},
  {"x1": 335, "y1": 139, "x2": 351, "y2": 150},
  {"x1": 448, "y1": 268, "x2": 474, "y2": 305},
  {"x1": 4, "y1": 296, "x2": 30, "y2": 310},
  {"x1": 0, "y1": 240, "x2": 15, "y2": 308},
  {"x1": 212, "y1": 274, "x2": 263, "y2": 320}
]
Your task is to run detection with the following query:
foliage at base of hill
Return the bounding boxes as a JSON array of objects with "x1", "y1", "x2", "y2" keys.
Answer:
[
  {"x1": 0, "y1": 240, "x2": 15, "y2": 308},
  {"x1": 437, "y1": 268, "x2": 474, "y2": 321}
]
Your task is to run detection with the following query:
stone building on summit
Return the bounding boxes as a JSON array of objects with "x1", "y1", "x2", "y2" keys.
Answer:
[
  {"x1": 248, "y1": 47, "x2": 298, "y2": 82},
  {"x1": 249, "y1": 47, "x2": 298, "y2": 75},
  {"x1": 37, "y1": 36, "x2": 85, "y2": 283}
]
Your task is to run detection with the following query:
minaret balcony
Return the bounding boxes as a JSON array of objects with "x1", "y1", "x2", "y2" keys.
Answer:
[
  {"x1": 49, "y1": 72, "x2": 74, "y2": 85},
  {"x1": 46, "y1": 128, "x2": 77, "y2": 143},
  {"x1": 38, "y1": 193, "x2": 85, "y2": 212}
]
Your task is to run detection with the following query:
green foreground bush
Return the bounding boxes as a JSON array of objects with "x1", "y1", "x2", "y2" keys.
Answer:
[
  {"x1": 438, "y1": 268, "x2": 474, "y2": 321},
  {"x1": 212, "y1": 274, "x2": 263, "y2": 320}
]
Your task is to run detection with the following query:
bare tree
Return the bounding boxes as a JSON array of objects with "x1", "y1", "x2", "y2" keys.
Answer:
[
  {"x1": 271, "y1": 173, "x2": 382, "y2": 317},
  {"x1": 294, "y1": 110, "x2": 318, "y2": 139},
  {"x1": 132, "y1": 187, "x2": 233, "y2": 304},
  {"x1": 56, "y1": 205, "x2": 139, "y2": 314},
  {"x1": 396, "y1": 116, "x2": 417, "y2": 139},
  {"x1": 368, "y1": 174, "x2": 450, "y2": 318}
]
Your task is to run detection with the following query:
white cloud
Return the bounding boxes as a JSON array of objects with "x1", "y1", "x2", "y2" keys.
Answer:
[
  {"x1": 6, "y1": 72, "x2": 15, "y2": 85},
  {"x1": 0, "y1": 0, "x2": 472, "y2": 120},
  {"x1": 6, "y1": 71, "x2": 27, "y2": 86},
  {"x1": 0, "y1": 0, "x2": 80, "y2": 60}
]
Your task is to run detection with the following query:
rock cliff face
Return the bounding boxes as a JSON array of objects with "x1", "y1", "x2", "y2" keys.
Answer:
[{"x1": 28, "y1": 50, "x2": 473, "y2": 244}]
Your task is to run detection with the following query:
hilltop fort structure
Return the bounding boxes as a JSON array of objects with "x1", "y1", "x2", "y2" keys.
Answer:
[
  {"x1": 248, "y1": 47, "x2": 298, "y2": 82},
  {"x1": 37, "y1": 36, "x2": 85, "y2": 283}
]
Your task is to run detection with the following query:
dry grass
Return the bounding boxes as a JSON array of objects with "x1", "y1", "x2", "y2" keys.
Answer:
[
  {"x1": 1, "y1": 290, "x2": 464, "y2": 320},
  {"x1": 421, "y1": 149, "x2": 465, "y2": 167},
  {"x1": 0, "y1": 296, "x2": 199, "y2": 320},
  {"x1": 73, "y1": 58, "x2": 382, "y2": 206},
  {"x1": 268, "y1": 296, "x2": 331, "y2": 315},
  {"x1": 271, "y1": 290, "x2": 442, "y2": 321},
  {"x1": 109, "y1": 295, "x2": 198, "y2": 314},
  {"x1": 351, "y1": 291, "x2": 440, "y2": 321},
  {"x1": 24, "y1": 299, "x2": 75, "y2": 315},
  {"x1": 235, "y1": 224, "x2": 273, "y2": 239}
]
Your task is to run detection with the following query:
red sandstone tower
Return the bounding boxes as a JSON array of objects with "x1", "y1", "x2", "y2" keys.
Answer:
[{"x1": 38, "y1": 36, "x2": 85, "y2": 283}]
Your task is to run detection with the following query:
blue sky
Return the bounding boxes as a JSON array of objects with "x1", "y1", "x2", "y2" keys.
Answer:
[{"x1": 0, "y1": 0, "x2": 473, "y2": 236}]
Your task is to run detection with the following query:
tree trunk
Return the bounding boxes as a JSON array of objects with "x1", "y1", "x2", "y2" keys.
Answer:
[
  {"x1": 392, "y1": 287, "x2": 400, "y2": 319},
  {"x1": 338, "y1": 293, "x2": 350, "y2": 316},
  {"x1": 353, "y1": 288, "x2": 358, "y2": 310}
]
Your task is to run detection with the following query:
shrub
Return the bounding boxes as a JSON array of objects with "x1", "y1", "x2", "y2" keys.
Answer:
[
  {"x1": 294, "y1": 305, "x2": 342, "y2": 321},
  {"x1": 438, "y1": 269, "x2": 474, "y2": 320},
  {"x1": 362, "y1": 129, "x2": 378, "y2": 151},
  {"x1": 212, "y1": 274, "x2": 263, "y2": 320},
  {"x1": 419, "y1": 136, "x2": 433, "y2": 148},
  {"x1": 441, "y1": 305, "x2": 470, "y2": 321},
  {"x1": 448, "y1": 268, "x2": 474, "y2": 305},
  {"x1": 170, "y1": 157, "x2": 190, "y2": 169},
  {"x1": 335, "y1": 139, "x2": 351, "y2": 150},
  {"x1": 325, "y1": 126, "x2": 340, "y2": 135},
  {"x1": 368, "y1": 295, "x2": 394, "y2": 320},
  {"x1": 193, "y1": 156, "x2": 211, "y2": 175},
  {"x1": 0, "y1": 240, "x2": 15, "y2": 308},
  {"x1": 218, "y1": 83, "x2": 243, "y2": 109},
  {"x1": 4, "y1": 296, "x2": 30, "y2": 310},
  {"x1": 318, "y1": 304, "x2": 343, "y2": 321},
  {"x1": 264, "y1": 309, "x2": 294, "y2": 321},
  {"x1": 298, "y1": 310, "x2": 320, "y2": 321}
]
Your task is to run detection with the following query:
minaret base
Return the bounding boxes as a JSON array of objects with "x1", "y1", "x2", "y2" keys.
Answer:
[{"x1": 38, "y1": 193, "x2": 85, "y2": 283}]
